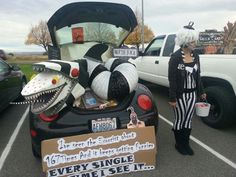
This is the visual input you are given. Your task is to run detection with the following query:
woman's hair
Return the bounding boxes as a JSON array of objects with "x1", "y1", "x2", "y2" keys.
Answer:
[{"x1": 175, "y1": 22, "x2": 199, "y2": 47}]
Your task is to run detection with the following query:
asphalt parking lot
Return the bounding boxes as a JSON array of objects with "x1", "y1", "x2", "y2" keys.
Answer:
[{"x1": 0, "y1": 84, "x2": 235, "y2": 177}]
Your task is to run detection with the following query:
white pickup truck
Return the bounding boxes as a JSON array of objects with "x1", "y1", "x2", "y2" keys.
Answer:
[{"x1": 131, "y1": 34, "x2": 236, "y2": 128}]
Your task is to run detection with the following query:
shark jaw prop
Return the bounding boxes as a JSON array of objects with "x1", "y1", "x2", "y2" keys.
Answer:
[{"x1": 21, "y1": 60, "x2": 89, "y2": 116}]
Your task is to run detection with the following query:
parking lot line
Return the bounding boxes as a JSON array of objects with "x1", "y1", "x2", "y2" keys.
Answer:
[
  {"x1": 159, "y1": 114, "x2": 236, "y2": 170},
  {"x1": 0, "y1": 106, "x2": 29, "y2": 172}
]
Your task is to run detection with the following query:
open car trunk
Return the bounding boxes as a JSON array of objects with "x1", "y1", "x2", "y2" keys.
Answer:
[
  {"x1": 47, "y1": 2, "x2": 137, "y2": 62},
  {"x1": 71, "y1": 88, "x2": 135, "y2": 113}
]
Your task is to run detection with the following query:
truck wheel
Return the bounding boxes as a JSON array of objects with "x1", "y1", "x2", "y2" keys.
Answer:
[{"x1": 201, "y1": 86, "x2": 235, "y2": 128}]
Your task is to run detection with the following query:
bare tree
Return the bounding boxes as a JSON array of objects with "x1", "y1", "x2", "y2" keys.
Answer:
[
  {"x1": 223, "y1": 21, "x2": 236, "y2": 54},
  {"x1": 85, "y1": 23, "x2": 116, "y2": 43},
  {"x1": 124, "y1": 9, "x2": 154, "y2": 49},
  {"x1": 25, "y1": 20, "x2": 51, "y2": 53}
]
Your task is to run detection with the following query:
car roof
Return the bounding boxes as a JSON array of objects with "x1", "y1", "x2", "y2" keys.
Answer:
[{"x1": 47, "y1": 2, "x2": 137, "y2": 46}]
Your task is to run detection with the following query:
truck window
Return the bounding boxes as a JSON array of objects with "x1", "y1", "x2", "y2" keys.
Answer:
[
  {"x1": 163, "y1": 34, "x2": 176, "y2": 56},
  {"x1": 144, "y1": 36, "x2": 165, "y2": 56}
]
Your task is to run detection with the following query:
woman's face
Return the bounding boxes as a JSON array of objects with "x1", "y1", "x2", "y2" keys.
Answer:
[{"x1": 187, "y1": 41, "x2": 196, "y2": 51}]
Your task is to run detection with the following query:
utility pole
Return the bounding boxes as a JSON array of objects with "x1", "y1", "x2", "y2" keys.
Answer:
[{"x1": 141, "y1": 0, "x2": 144, "y2": 53}]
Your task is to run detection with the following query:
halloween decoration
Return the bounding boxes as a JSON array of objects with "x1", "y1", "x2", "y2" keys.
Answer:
[
  {"x1": 19, "y1": 57, "x2": 138, "y2": 115},
  {"x1": 20, "y1": 60, "x2": 88, "y2": 116},
  {"x1": 27, "y1": 2, "x2": 159, "y2": 160},
  {"x1": 87, "y1": 58, "x2": 138, "y2": 100},
  {"x1": 127, "y1": 106, "x2": 145, "y2": 128}
]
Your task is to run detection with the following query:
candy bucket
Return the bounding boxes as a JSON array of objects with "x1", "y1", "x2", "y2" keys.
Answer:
[{"x1": 195, "y1": 102, "x2": 211, "y2": 117}]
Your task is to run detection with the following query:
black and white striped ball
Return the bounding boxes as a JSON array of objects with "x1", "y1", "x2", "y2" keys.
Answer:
[{"x1": 87, "y1": 58, "x2": 138, "y2": 100}]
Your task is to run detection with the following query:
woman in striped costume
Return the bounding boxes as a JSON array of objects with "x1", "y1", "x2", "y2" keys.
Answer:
[{"x1": 168, "y1": 22, "x2": 206, "y2": 155}]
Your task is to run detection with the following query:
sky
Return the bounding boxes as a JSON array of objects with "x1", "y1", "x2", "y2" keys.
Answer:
[{"x1": 0, "y1": 0, "x2": 236, "y2": 52}]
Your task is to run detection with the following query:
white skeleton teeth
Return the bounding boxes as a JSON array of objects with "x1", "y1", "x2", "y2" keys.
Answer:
[
  {"x1": 10, "y1": 101, "x2": 30, "y2": 105},
  {"x1": 23, "y1": 82, "x2": 65, "y2": 113}
]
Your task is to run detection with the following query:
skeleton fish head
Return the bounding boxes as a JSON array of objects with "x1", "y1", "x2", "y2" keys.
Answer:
[{"x1": 21, "y1": 60, "x2": 89, "y2": 116}]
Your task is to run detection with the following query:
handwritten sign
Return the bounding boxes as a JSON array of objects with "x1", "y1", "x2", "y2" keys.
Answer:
[
  {"x1": 41, "y1": 126, "x2": 157, "y2": 177},
  {"x1": 198, "y1": 32, "x2": 224, "y2": 45}
]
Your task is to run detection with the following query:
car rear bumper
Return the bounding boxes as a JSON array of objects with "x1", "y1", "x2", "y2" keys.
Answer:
[
  {"x1": 30, "y1": 83, "x2": 159, "y2": 156},
  {"x1": 30, "y1": 111, "x2": 158, "y2": 156}
]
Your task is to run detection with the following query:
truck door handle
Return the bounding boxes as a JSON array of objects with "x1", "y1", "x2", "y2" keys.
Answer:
[{"x1": 155, "y1": 60, "x2": 159, "y2": 64}]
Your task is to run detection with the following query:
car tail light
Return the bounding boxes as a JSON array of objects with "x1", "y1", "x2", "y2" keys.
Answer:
[
  {"x1": 137, "y1": 94, "x2": 153, "y2": 111},
  {"x1": 39, "y1": 113, "x2": 59, "y2": 122},
  {"x1": 30, "y1": 129, "x2": 37, "y2": 137}
]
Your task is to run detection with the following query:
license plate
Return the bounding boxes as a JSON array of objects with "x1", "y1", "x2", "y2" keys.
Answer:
[{"x1": 91, "y1": 118, "x2": 117, "y2": 133}]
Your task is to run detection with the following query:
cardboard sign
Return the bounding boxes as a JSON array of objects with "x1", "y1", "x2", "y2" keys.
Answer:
[{"x1": 41, "y1": 126, "x2": 157, "y2": 177}]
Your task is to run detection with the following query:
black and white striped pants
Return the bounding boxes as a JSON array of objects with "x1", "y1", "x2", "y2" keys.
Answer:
[{"x1": 173, "y1": 91, "x2": 197, "y2": 130}]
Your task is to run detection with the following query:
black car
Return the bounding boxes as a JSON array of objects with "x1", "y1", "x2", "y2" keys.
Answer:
[
  {"x1": 0, "y1": 59, "x2": 27, "y2": 112},
  {"x1": 25, "y1": 2, "x2": 159, "y2": 158}
]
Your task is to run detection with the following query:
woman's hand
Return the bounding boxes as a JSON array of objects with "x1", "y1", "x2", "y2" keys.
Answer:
[
  {"x1": 168, "y1": 101, "x2": 177, "y2": 107},
  {"x1": 200, "y1": 93, "x2": 207, "y2": 100}
]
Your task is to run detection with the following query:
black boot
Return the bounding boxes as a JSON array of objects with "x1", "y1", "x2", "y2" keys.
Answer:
[
  {"x1": 173, "y1": 129, "x2": 188, "y2": 155},
  {"x1": 183, "y1": 128, "x2": 194, "y2": 155}
]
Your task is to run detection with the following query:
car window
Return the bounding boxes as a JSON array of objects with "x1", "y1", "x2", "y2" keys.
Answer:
[
  {"x1": 163, "y1": 34, "x2": 176, "y2": 56},
  {"x1": 144, "y1": 36, "x2": 165, "y2": 56},
  {"x1": 0, "y1": 60, "x2": 10, "y2": 73},
  {"x1": 55, "y1": 22, "x2": 129, "y2": 47}
]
